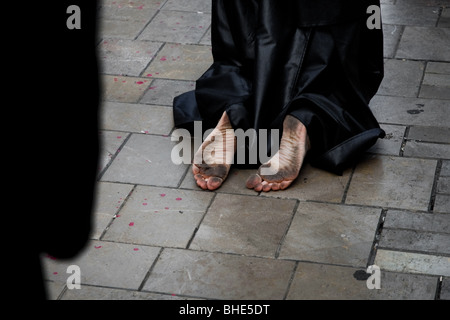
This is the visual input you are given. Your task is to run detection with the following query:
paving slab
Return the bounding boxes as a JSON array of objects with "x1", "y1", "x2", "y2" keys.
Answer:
[
  {"x1": 138, "y1": 10, "x2": 211, "y2": 44},
  {"x1": 438, "y1": 176, "x2": 450, "y2": 194},
  {"x1": 142, "y1": 248, "x2": 296, "y2": 299},
  {"x1": 403, "y1": 140, "x2": 450, "y2": 159},
  {"x1": 396, "y1": 26, "x2": 450, "y2": 62},
  {"x1": 100, "y1": 133, "x2": 189, "y2": 187},
  {"x1": 260, "y1": 163, "x2": 352, "y2": 203},
  {"x1": 199, "y1": 27, "x2": 211, "y2": 46},
  {"x1": 42, "y1": 241, "x2": 161, "y2": 290},
  {"x1": 190, "y1": 194, "x2": 297, "y2": 258},
  {"x1": 383, "y1": 209, "x2": 450, "y2": 233},
  {"x1": 420, "y1": 62, "x2": 450, "y2": 100},
  {"x1": 100, "y1": 101, "x2": 174, "y2": 135},
  {"x1": 408, "y1": 126, "x2": 450, "y2": 144},
  {"x1": 396, "y1": 0, "x2": 450, "y2": 5},
  {"x1": 382, "y1": 24, "x2": 403, "y2": 59},
  {"x1": 45, "y1": 281, "x2": 66, "y2": 300},
  {"x1": 441, "y1": 278, "x2": 450, "y2": 300},
  {"x1": 97, "y1": 0, "x2": 162, "y2": 40},
  {"x1": 139, "y1": 79, "x2": 195, "y2": 105},
  {"x1": 143, "y1": 43, "x2": 213, "y2": 81},
  {"x1": 368, "y1": 124, "x2": 406, "y2": 156},
  {"x1": 441, "y1": 160, "x2": 450, "y2": 176},
  {"x1": 433, "y1": 194, "x2": 450, "y2": 213},
  {"x1": 101, "y1": 75, "x2": 152, "y2": 103},
  {"x1": 286, "y1": 262, "x2": 437, "y2": 300},
  {"x1": 426, "y1": 61, "x2": 450, "y2": 74},
  {"x1": 377, "y1": 59, "x2": 425, "y2": 97},
  {"x1": 97, "y1": 39, "x2": 163, "y2": 76},
  {"x1": 346, "y1": 155, "x2": 437, "y2": 211},
  {"x1": 162, "y1": 0, "x2": 212, "y2": 13},
  {"x1": 375, "y1": 249, "x2": 450, "y2": 277},
  {"x1": 278, "y1": 202, "x2": 381, "y2": 268},
  {"x1": 91, "y1": 182, "x2": 135, "y2": 239},
  {"x1": 98, "y1": 130, "x2": 130, "y2": 173},
  {"x1": 61, "y1": 285, "x2": 194, "y2": 300},
  {"x1": 103, "y1": 186, "x2": 214, "y2": 248},
  {"x1": 380, "y1": 229, "x2": 450, "y2": 255},
  {"x1": 381, "y1": 3, "x2": 440, "y2": 26},
  {"x1": 99, "y1": 0, "x2": 163, "y2": 21},
  {"x1": 439, "y1": 7, "x2": 450, "y2": 27},
  {"x1": 370, "y1": 95, "x2": 450, "y2": 128},
  {"x1": 98, "y1": 18, "x2": 153, "y2": 40}
]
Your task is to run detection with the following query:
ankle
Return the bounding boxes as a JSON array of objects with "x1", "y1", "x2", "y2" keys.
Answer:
[{"x1": 217, "y1": 111, "x2": 232, "y2": 128}]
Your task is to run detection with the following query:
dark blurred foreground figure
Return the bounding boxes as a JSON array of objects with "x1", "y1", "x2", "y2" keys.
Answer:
[
  {"x1": 9, "y1": 1, "x2": 99, "y2": 300},
  {"x1": 174, "y1": 0, "x2": 385, "y2": 192}
]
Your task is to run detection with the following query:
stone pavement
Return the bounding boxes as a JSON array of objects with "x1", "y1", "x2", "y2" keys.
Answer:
[{"x1": 42, "y1": 0, "x2": 450, "y2": 300}]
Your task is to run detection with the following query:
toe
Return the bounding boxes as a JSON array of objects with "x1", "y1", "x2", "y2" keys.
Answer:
[
  {"x1": 194, "y1": 174, "x2": 208, "y2": 190},
  {"x1": 207, "y1": 177, "x2": 223, "y2": 190},
  {"x1": 196, "y1": 178, "x2": 208, "y2": 190},
  {"x1": 271, "y1": 183, "x2": 281, "y2": 191},
  {"x1": 254, "y1": 183, "x2": 263, "y2": 192},
  {"x1": 246, "y1": 174, "x2": 262, "y2": 189},
  {"x1": 262, "y1": 183, "x2": 272, "y2": 192}
]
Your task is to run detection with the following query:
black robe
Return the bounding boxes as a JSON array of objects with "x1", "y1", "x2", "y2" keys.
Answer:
[{"x1": 173, "y1": 0, "x2": 385, "y2": 175}]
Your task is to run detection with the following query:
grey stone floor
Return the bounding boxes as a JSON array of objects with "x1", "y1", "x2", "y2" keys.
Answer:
[{"x1": 42, "y1": 0, "x2": 450, "y2": 300}]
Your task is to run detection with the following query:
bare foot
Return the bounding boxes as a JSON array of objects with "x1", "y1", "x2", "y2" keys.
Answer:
[
  {"x1": 246, "y1": 115, "x2": 310, "y2": 192},
  {"x1": 193, "y1": 112, "x2": 236, "y2": 190}
]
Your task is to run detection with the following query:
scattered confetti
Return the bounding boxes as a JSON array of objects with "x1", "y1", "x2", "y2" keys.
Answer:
[
  {"x1": 129, "y1": 222, "x2": 135, "y2": 227},
  {"x1": 160, "y1": 194, "x2": 166, "y2": 197},
  {"x1": 94, "y1": 246, "x2": 102, "y2": 249},
  {"x1": 176, "y1": 197, "x2": 182, "y2": 201}
]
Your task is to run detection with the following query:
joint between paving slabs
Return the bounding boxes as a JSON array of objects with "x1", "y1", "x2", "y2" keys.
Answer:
[
  {"x1": 366, "y1": 208, "x2": 388, "y2": 268},
  {"x1": 428, "y1": 159, "x2": 443, "y2": 213}
]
